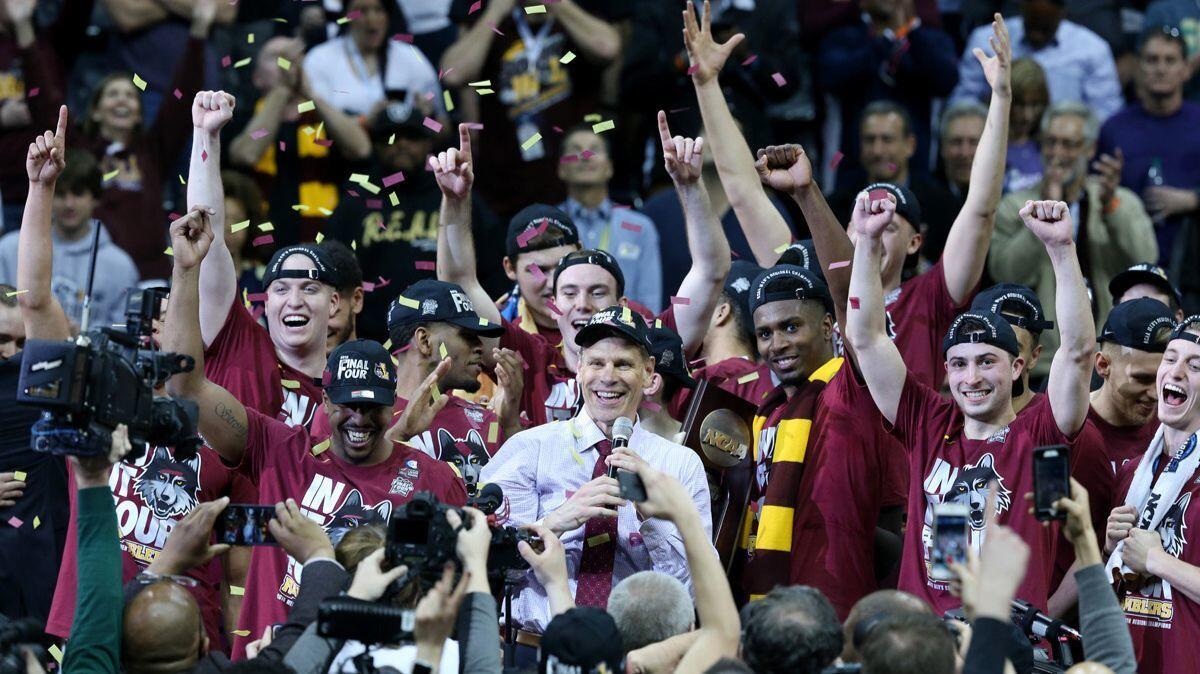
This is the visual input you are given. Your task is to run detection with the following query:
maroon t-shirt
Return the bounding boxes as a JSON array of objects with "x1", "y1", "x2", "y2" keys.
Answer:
[
  {"x1": 1115, "y1": 454, "x2": 1200, "y2": 674},
  {"x1": 310, "y1": 393, "x2": 505, "y2": 458},
  {"x1": 206, "y1": 297, "x2": 323, "y2": 431},
  {"x1": 888, "y1": 373, "x2": 1082, "y2": 615},
  {"x1": 46, "y1": 446, "x2": 251, "y2": 649},
  {"x1": 886, "y1": 260, "x2": 972, "y2": 389},
  {"x1": 500, "y1": 318, "x2": 577, "y2": 427},
  {"x1": 232, "y1": 409, "x2": 467, "y2": 656},
  {"x1": 1088, "y1": 406, "x2": 1159, "y2": 473}
]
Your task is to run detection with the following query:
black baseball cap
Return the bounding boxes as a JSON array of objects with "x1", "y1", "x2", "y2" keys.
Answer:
[
  {"x1": 860, "y1": 182, "x2": 922, "y2": 228},
  {"x1": 749, "y1": 264, "x2": 833, "y2": 315},
  {"x1": 649, "y1": 326, "x2": 696, "y2": 389},
  {"x1": 372, "y1": 89, "x2": 427, "y2": 139},
  {"x1": 574, "y1": 304, "x2": 652, "y2": 352},
  {"x1": 971, "y1": 283, "x2": 1055, "y2": 333},
  {"x1": 387, "y1": 279, "x2": 504, "y2": 343},
  {"x1": 323, "y1": 340, "x2": 396, "y2": 406},
  {"x1": 554, "y1": 248, "x2": 626, "y2": 299},
  {"x1": 261, "y1": 244, "x2": 339, "y2": 288},
  {"x1": 776, "y1": 239, "x2": 825, "y2": 282},
  {"x1": 942, "y1": 310, "x2": 1022, "y2": 359},
  {"x1": 506, "y1": 204, "x2": 580, "y2": 257},
  {"x1": 723, "y1": 260, "x2": 764, "y2": 308},
  {"x1": 1109, "y1": 263, "x2": 1183, "y2": 309},
  {"x1": 539, "y1": 607, "x2": 625, "y2": 674},
  {"x1": 1099, "y1": 297, "x2": 1176, "y2": 352}
]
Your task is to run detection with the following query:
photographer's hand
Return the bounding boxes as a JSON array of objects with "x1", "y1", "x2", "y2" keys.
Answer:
[
  {"x1": 347, "y1": 548, "x2": 409, "y2": 601},
  {"x1": 70, "y1": 423, "x2": 133, "y2": 489},
  {"x1": 268, "y1": 498, "x2": 334, "y2": 564},
  {"x1": 414, "y1": 562, "x2": 471, "y2": 668},
  {"x1": 518, "y1": 523, "x2": 573, "y2": 614},
  {"x1": 448, "y1": 508, "x2": 491, "y2": 594},
  {"x1": 607, "y1": 448, "x2": 695, "y2": 526},
  {"x1": 1051, "y1": 477, "x2": 1102, "y2": 567},
  {"x1": 147, "y1": 497, "x2": 232, "y2": 575}
]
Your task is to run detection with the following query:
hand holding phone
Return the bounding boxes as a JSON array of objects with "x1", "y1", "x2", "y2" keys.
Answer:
[
  {"x1": 1033, "y1": 445, "x2": 1070, "y2": 521},
  {"x1": 931, "y1": 502, "x2": 969, "y2": 581},
  {"x1": 215, "y1": 504, "x2": 278, "y2": 546}
]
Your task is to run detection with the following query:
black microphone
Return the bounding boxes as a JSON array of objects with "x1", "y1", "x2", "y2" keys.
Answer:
[
  {"x1": 468, "y1": 482, "x2": 504, "y2": 516},
  {"x1": 607, "y1": 416, "x2": 634, "y2": 478}
]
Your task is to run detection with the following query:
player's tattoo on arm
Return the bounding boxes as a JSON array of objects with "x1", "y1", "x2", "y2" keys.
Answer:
[{"x1": 215, "y1": 401, "x2": 247, "y2": 438}]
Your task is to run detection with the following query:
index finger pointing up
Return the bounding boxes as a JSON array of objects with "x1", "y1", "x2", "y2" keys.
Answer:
[
  {"x1": 458, "y1": 123, "x2": 472, "y2": 164},
  {"x1": 54, "y1": 105, "x2": 68, "y2": 142},
  {"x1": 657, "y1": 110, "x2": 672, "y2": 149}
]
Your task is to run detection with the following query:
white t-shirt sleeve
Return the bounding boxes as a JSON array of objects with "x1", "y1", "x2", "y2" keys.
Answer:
[{"x1": 385, "y1": 42, "x2": 444, "y2": 114}]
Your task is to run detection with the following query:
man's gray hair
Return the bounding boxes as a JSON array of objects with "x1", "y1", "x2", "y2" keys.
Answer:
[
  {"x1": 606, "y1": 571, "x2": 694, "y2": 652},
  {"x1": 1040, "y1": 101, "x2": 1100, "y2": 143},
  {"x1": 938, "y1": 100, "x2": 988, "y2": 140}
]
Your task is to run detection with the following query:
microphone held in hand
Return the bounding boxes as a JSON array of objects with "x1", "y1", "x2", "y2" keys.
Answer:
[{"x1": 607, "y1": 416, "x2": 635, "y2": 478}]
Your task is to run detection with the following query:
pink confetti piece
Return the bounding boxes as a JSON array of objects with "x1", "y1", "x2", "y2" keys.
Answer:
[
  {"x1": 365, "y1": 199, "x2": 382, "y2": 209},
  {"x1": 345, "y1": 9, "x2": 361, "y2": 20},
  {"x1": 830, "y1": 151, "x2": 844, "y2": 169},
  {"x1": 221, "y1": 55, "x2": 232, "y2": 68},
  {"x1": 438, "y1": 67, "x2": 455, "y2": 80},
  {"x1": 250, "y1": 128, "x2": 269, "y2": 139},
  {"x1": 620, "y1": 221, "x2": 643, "y2": 233},
  {"x1": 168, "y1": 212, "x2": 181, "y2": 221},
  {"x1": 423, "y1": 117, "x2": 443, "y2": 133},
  {"x1": 27, "y1": 87, "x2": 39, "y2": 98},
  {"x1": 741, "y1": 55, "x2": 758, "y2": 66},
  {"x1": 468, "y1": 0, "x2": 482, "y2": 13},
  {"x1": 771, "y1": 72, "x2": 787, "y2": 87},
  {"x1": 424, "y1": 91, "x2": 435, "y2": 101},
  {"x1": 382, "y1": 171, "x2": 405, "y2": 187},
  {"x1": 314, "y1": 138, "x2": 333, "y2": 147},
  {"x1": 374, "y1": 276, "x2": 392, "y2": 289},
  {"x1": 640, "y1": 400, "x2": 662, "y2": 412},
  {"x1": 252, "y1": 234, "x2": 274, "y2": 247},
  {"x1": 415, "y1": 261, "x2": 436, "y2": 271},
  {"x1": 463, "y1": 122, "x2": 484, "y2": 130},
  {"x1": 526, "y1": 263, "x2": 546, "y2": 282},
  {"x1": 486, "y1": 21, "x2": 503, "y2": 35},
  {"x1": 347, "y1": 189, "x2": 360, "y2": 198},
  {"x1": 580, "y1": 150, "x2": 595, "y2": 160},
  {"x1": 246, "y1": 292, "x2": 267, "y2": 302},
  {"x1": 362, "y1": 281, "x2": 375, "y2": 292},
  {"x1": 516, "y1": 218, "x2": 549, "y2": 248},
  {"x1": 670, "y1": 296, "x2": 691, "y2": 305},
  {"x1": 828, "y1": 260, "x2": 850, "y2": 270},
  {"x1": 668, "y1": 107, "x2": 690, "y2": 114},
  {"x1": 849, "y1": 297, "x2": 860, "y2": 309},
  {"x1": 560, "y1": 154, "x2": 579, "y2": 163},
  {"x1": 278, "y1": 141, "x2": 286, "y2": 151},
  {"x1": 392, "y1": 33, "x2": 414, "y2": 43},
  {"x1": 201, "y1": 150, "x2": 208, "y2": 162},
  {"x1": 7, "y1": 517, "x2": 22, "y2": 528},
  {"x1": 394, "y1": 342, "x2": 413, "y2": 354},
  {"x1": 686, "y1": 64, "x2": 699, "y2": 75},
  {"x1": 546, "y1": 298, "x2": 564, "y2": 316},
  {"x1": 552, "y1": 125, "x2": 564, "y2": 134},
  {"x1": 173, "y1": 88, "x2": 182, "y2": 99}
]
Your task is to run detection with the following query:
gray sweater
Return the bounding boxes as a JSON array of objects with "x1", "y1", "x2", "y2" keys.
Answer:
[{"x1": 1075, "y1": 563, "x2": 1137, "y2": 674}]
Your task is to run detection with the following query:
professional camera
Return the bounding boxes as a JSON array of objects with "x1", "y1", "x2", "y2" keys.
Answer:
[
  {"x1": 384, "y1": 490, "x2": 539, "y2": 581},
  {"x1": 17, "y1": 287, "x2": 202, "y2": 462},
  {"x1": 0, "y1": 616, "x2": 48, "y2": 674}
]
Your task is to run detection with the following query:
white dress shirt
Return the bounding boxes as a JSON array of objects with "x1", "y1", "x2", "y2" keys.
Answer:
[
  {"x1": 480, "y1": 409, "x2": 713, "y2": 633},
  {"x1": 302, "y1": 35, "x2": 442, "y2": 117}
]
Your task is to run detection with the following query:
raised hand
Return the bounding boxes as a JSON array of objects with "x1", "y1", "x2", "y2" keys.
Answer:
[
  {"x1": 658, "y1": 110, "x2": 704, "y2": 186},
  {"x1": 851, "y1": 192, "x2": 897, "y2": 240},
  {"x1": 147, "y1": 496, "x2": 232, "y2": 575},
  {"x1": 4, "y1": 0, "x2": 36, "y2": 25},
  {"x1": 268, "y1": 498, "x2": 334, "y2": 564},
  {"x1": 682, "y1": 0, "x2": 745, "y2": 85},
  {"x1": 755, "y1": 144, "x2": 814, "y2": 195},
  {"x1": 1018, "y1": 199, "x2": 1074, "y2": 248},
  {"x1": 973, "y1": 13, "x2": 1012, "y2": 97},
  {"x1": 431, "y1": 124, "x2": 474, "y2": 201},
  {"x1": 192, "y1": 90, "x2": 235, "y2": 135},
  {"x1": 169, "y1": 206, "x2": 216, "y2": 270},
  {"x1": 27, "y1": 105, "x2": 67, "y2": 184},
  {"x1": 391, "y1": 357, "x2": 452, "y2": 441},
  {"x1": 347, "y1": 549, "x2": 409, "y2": 601},
  {"x1": 490, "y1": 347, "x2": 526, "y2": 434},
  {"x1": 1092, "y1": 148, "x2": 1123, "y2": 207},
  {"x1": 0, "y1": 472, "x2": 23, "y2": 508}
]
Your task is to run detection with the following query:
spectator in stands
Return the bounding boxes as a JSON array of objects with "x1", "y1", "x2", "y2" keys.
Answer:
[
  {"x1": 991, "y1": 102, "x2": 1157, "y2": 379},
  {"x1": 1005, "y1": 57, "x2": 1049, "y2": 193},
  {"x1": 396, "y1": 0, "x2": 457, "y2": 65},
  {"x1": 228, "y1": 35, "x2": 370, "y2": 244},
  {"x1": 302, "y1": 0, "x2": 442, "y2": 120},
  {"x1": 607, "y1": 571, "x2": 693, "y2": 652},
  {"x1": 0, "y1": 148, "x2": 139, "y2": 330},
  {"x1": 1144, "y1": 0, "x2": 1200, "y2": 97},
  {"x1": 558, "y1": 125, "x2": 663, "y2": 312},
  {"x1": 76, "y1": 1, "x2": 217, "y2": 282},
  {"x1": 827, "y1": 101, "x2": 959, "y2": 265},
  {"x1": 219, "y1": 169, "x2": 270, "y2": 296},
  {"x1": 1097, "y1": 27, "x2": 1200, "y2": 271},
  {"x1": 818, "y1": 0, "x2": 959, "y2": 187},
  {"x1": 1110, "y1": 262, "x2": 1185, "y2": 320},
  {"x1": 952, "y1": 0, "x2": 1122, "y2": 122},
  {"x1": 440, "y1": 0, "x2": 622, "y2": 218},
  {"x1": 740, "y1": 586, "x2": 843, "y2": 674},
  {"x1": 937, "y1": 100, "x2": 988, "y2": 209}
]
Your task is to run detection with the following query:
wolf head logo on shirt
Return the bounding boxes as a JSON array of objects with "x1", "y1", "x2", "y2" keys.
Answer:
[
  {"x1": 438, "y1": 428, "x2": 489, "y2": 492},
  {"x1": 133, "y1": 446, "x2": 201, "y2": 519},
  {"x1": 325, "y1": 489, "x2": 392, "y2": 545},
  {"x1": 943, "y1": 454, "x2": 1012, "y2": 529},
  {"x1": 1160, "y1": 492, "x2": 1192, "y2": 558}
]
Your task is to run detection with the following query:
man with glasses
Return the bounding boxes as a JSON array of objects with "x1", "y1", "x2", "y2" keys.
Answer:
[{"x1": 990, "y1": 101, "x2": 1158, "y2": 380}]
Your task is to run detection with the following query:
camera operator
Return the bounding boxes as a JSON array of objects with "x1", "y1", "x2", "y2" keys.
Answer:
[{"x1": 161, "y1": 207, "x2": 466, "y2": 656}]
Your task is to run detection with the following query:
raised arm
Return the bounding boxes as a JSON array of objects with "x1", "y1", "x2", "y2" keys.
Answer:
[
  {"x1": 1020, "y1": 200, "x2": 1095, "y2": 435},
  {"x1": 844, "y1": 195, "x2": 908, "y2": 424},
  {"x1": 163, "y1": 209, "x2": 249, "y2": 466},
  {"x1": 189, "y1": 91, "x2": 237, "y2": 347},
  {"x1": 18, "y1": 105, "x2": 72, "y2": 340},
  {"x1": 658, "y1": 111, "x2": 730, "y2": 355},
  {"x1": 547, "y1": 0, "x2": 621, "y2": 63},
  {"x1": 439, "y1": 0, "x2": 515, "y2": 88},
  {"x1": 683, "y1": 0, "x2": 791, "y2": 265},
  {"x1": 941, "y1": 14, "x2": 1011, "y2": 305}
]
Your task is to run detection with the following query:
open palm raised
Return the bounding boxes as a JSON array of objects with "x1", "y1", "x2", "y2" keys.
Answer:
[
  {"x1": 682, "y1": 0, "x2": 745, "y2": 85},
  {"x1": 974, "y1": 13, "x2": 1012, "y2": 97}
]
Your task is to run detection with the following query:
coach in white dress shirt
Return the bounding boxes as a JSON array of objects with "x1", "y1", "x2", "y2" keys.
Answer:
[{"x1": 481, "y1": 305, "x2": 712, "y2": 636}]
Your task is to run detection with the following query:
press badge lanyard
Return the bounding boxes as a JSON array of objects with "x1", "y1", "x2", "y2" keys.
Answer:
[
  {"x1": 512, "y1": 10, "x2": 555, "y2": 75},
  {"x1": 344, "y1": 36, "x2": 385, "y2": 101}
]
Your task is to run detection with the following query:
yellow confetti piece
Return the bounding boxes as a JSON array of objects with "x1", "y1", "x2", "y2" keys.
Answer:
[
  {"x1": 475, "y1": 88, "x2": 494, "y2": 95},
  {"x1": 525, "y1": 4, "x2": 546, "y2": 13},
  {"x1": 521, "y1": 132, "x2": 542, "y2": 151},
  {"x1": 301, "y1": 125, "x2": 316, "y2": 136},
  {"x1": 655, "y1": 318, "x2": 662, "y2": 328},
  {"x1": 584, "y1": 113, "x2": 602, "y2": 123},
  {"x1": 164, "y1": 247, "x2": 173, "y2": 256},
  {"x1": 281, "y1": 379, "x2": 300, "y2": 389},
  {"x1": 179, "y1": 174, "x2": 186, "y2": 185},
  {"x1": 569, "y1": 419, "x2": 581, "y2": 438},
  {"x1": 621, "y1": 306, "x2": 632, "y2": 323},
  {"x1": 132, "y1": 74, "x2": 147, "y2": 91},
  {"x1": 318, "y1": 207, "x2": 334, "y2": 216},
  {"x1": 292, "y1": 204, "x2": 310, "y2": 212},
  {"x1": 248, "y1": 33, "x2": 255, "y2": 44},
  {"x1": 33, "y1": 516, "x2": 40, "y2": 529},
  {"x1": 382, "y1": 338, "x2": 392, "y2": 350},
  {"x1": 234, "y1": 57, "x2": 252, "y2": 69},
  {"x1": 311, "y1": 439, "x2": 330, "y2": 456},
  {"x1": 396, "y1": 295, "x2": 419, "y2": 309},
  {"x1": 349, "y1": 173, "x2": 370, "y2": 184},
  {"x1": 277, "y1": 56, "x2": 291, "y2": 70},
  {"x1": 297, "y1": 100, "x2": 316, "y2": 113},
  {"x1": 389, "y1": 192, "x2": 399, "y2": 207},
  {"x1": 103, "y1": 169, "x2": 120, "y2": 182},
  {"x1": 229, "y1": 585, "x2": 245, "y2": 596},
  {"x1": 4, "y1": 289, "x2": 27, "y2": 298},
  {"x1": 232, "y1": 630, "x2": 251, "y2": 637},
  {"x1": 315, "y1": 232, "x2": 325, "y2": 243},
  {"x1": 336, "y1": 15, "x2": 351, "y2": 25},
  {"x1": 12, "y1": 471, "x2": 26, "y2": 481},
  {"x1": 431, "y1": 384, "x2": 443, "y2": 402},
  {"x1": 479, "y1": 317, "x2": 490, "y2": 326},
  {"x1": 230, "y1": 220, "x2": 250, "y2": 233},
  {"x1": 439, "y1": 342, "x2": 448, "y2": 359},
  {"x1": 443, "y1": 90, "x2": 454, "y2": 112},
  {"x1": 258, "y1": 222, "x2": 274, "y2": 232},
  {"x1": 49, "y1": 644, "x2": 63, "y2": 664},
  {"x1": 487, "y1": 422, "x2": 498, "y2": 444},
  {"x1": 350, "y1": 239, "x2": 356, "y2": 250},
  {"x1": 468, "y1": 80, "x2": 492, "y2": 87},
  {"x1": 773, "y1": 243, "x2": 790, "y2": 254},
  {"x1": 358, "y1": 181, "x2": 381, "y2": 195},
  {"x1": 560, "y1": 51, "x2": 576, "y2": 64},
  {"x1": 737, "y1": 372, "x2": 760, "y2": 384},
  {"x1": 571, "y1": 449, "x2": 584, "y2": 465},
  {"x1": 592, "y1": 120, "x2": 615, "y2": 133},
  {"x1": 388, "y1": 133, "x2": 396, "y2": 145},
  {"x1": 587, "y1": 533, "x2": 611, "y2": 547}
]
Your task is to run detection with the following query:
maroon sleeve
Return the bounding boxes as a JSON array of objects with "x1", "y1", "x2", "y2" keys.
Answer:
[
  {"x1": 884, "y1": 370, "x2": 947, "y2": 451},
  {"x1": 830, "y1": 360, "x2": 908, "y2": 508},
  {"x1": 918, "y1": 259, "x2": 974, "y2": 339},
  {"x1": 499, "y1": 318, "x2": 548, "y2": 366},
  {"x1": 237, "y1": 408, "x2": 302, "y2": 483},
  {"x1": 146, "y1": 37, "x2": 205, "y2": 172},
  {"x1": 309, "y1": 402, "x2": 332, "y2": 443}
]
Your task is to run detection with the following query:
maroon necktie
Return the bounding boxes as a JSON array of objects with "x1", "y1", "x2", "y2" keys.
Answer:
[{"x1": 574, "y1": 438, "x2": 618, "y2": 608}]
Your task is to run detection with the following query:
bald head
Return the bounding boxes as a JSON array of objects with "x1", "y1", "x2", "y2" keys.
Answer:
[
  {"x1": 842, "y1": 590, "x2": 931, "y2": 663},
  {"x1": 123, "y1": 581, "x2": 206, "y2": 674}
]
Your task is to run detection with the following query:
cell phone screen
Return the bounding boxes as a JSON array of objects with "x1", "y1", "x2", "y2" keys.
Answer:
[
  {"x1": 215, "y1": 505, "x2": 278, "y2": 546},
  {"x1": 617, "y1": 470, "x2": 648, "y2": 502},
  {"x1": 932, "y1": 511, "x2": 969, "y2": 580},
  {"x1": 1034, "y1": 446, "x2": 1070, "y2": 521}
]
